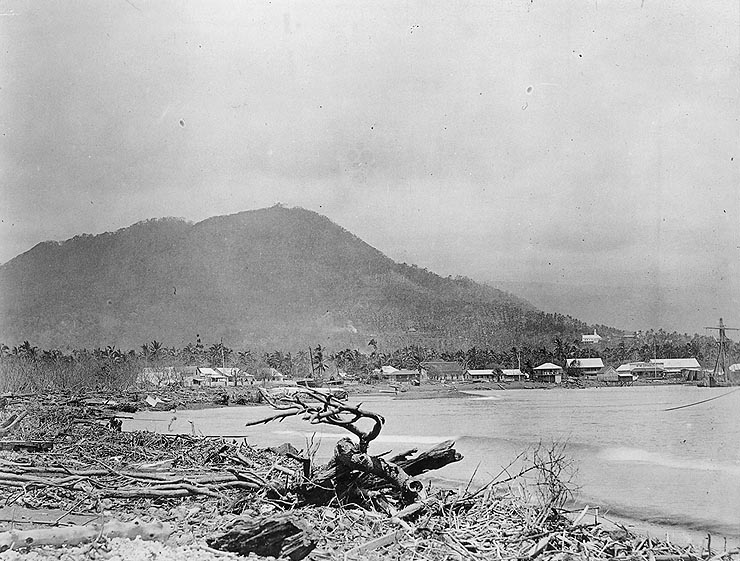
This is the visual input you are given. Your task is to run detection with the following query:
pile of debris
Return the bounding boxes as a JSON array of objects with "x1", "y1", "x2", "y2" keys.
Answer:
[{"x1": 0, "y1": 391, "x2": 734, "y2": 561}]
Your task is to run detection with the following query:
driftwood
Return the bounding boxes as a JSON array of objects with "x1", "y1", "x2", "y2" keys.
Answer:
[
  {"x1": 0, "y1": 518, "x2": 171, "y2": 551},
  {"x1": 246, "y1": 387, "x2": 384, "y2": 453},
  {"x1": 0, "y1": 411, "x2": 27, "y2": 437},
  {"x1": 0, "y1": 440, "x2": 53, "y2": 452},
  {"x1": 247, "y1": 388, "x2": 463, "y2": 507},
  {"x1": 392, "y1": 439, "x2": 463, "y2": 476},
  {"x1": 207, "y1": 513, "x2": 316, "y2": 560}
]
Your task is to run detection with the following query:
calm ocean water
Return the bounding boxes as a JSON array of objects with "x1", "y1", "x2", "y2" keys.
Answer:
[{"x1": 127, "y1": 385, "x2": 740, "y2": 543}]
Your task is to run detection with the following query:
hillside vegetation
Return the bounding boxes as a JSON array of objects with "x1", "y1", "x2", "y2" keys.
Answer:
[{"x1": 0, "y1": 205, "x2": 612, "y2": 350}]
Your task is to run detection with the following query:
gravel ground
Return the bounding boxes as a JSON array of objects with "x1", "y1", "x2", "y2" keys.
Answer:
[{"x1": 0, "y1": 537, "x2": 243, "y2": 561}]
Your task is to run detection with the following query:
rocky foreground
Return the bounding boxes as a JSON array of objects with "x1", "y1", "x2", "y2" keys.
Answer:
[{"x1": 0, "y1": 391, "x2": 734, "y2": 561}]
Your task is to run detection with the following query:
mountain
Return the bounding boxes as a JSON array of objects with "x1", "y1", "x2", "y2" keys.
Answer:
[{"x1": 0, "y1": 206, "x2": 610, "y2": 350}]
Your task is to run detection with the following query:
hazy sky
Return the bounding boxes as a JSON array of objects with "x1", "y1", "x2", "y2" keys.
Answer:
[{"x1": 1, "y1": 0, "x2": 738, "y2": 332}]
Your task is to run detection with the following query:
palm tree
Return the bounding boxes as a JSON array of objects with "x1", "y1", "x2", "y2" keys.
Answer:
[
  {"x1": 15, "y1": 341, "x2": 38, "y2": 361},
  {"x1": 312, "y1": 345, "x2": 328, "y2": 377},
  {"x1": 149, "y1": 340, "x2": 163, "y2": 362},
  {"x1": 237, "y1": 349, "x2": 255, "y2": 369},
  {"x1": 295, "y1": 349, "x2": 310, "y2": 378},
  {"x1": 208, "y1": 342, "x2": 232, "y2": 368},
  {"x1": 553, "y1": 337, "x2": 566, "y2": 368}
]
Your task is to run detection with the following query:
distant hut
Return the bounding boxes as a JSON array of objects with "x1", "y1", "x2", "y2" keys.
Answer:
[
  {"x1": 596, "y1": 365, "x2": 621, "y2": 385},
  {"x1": 196, "y1": 367, "x2": 228, "y2": 387},
  {"x1": 466, "y1": 369, "x2": 499, "y2": 382},
  {"x1": 257, "y1": 367, "x2": 285, "y2": 382},
  {"x1": 381, "y1": 368, "x2": 418, "y2": 383},
  {"x1": 566, "y1": 358, "x2": 605, "y2": 377},
  {"x1": 501, "y1": 368, "x2": 527, "y2": 382},
  {"x1": 420, "y1": 361, "x2": 465, "y2": 381},
  {"x1": 216, "y1": 367, "x2": 249, "y2": 386}
]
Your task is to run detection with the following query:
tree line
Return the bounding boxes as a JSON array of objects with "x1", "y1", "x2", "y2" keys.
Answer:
[{"x1": 1, "y1": 329, "x2": 734, "y2": 392}]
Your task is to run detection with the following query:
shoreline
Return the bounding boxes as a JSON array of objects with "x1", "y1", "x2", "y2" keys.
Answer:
[
  {"x1": 0, "y1": 388, "x2": 734, "y2": 559},
  {"x1": 124, "y1": 401, "x2": 740, "y2": 552}
]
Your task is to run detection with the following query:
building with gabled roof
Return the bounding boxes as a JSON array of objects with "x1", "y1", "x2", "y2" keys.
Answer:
[
  {"x1": 533, "y1": 363, "x2": 563, "y2": 384},
  {"x1": 197, "y1": 367, "x2": 229, "y2": 386},
  {"x1": 617, "y1": 361, "x2": 664, "y2": 378},
  {"x1": 381, "y1": 368, "x2": 419, "y2": 383},
  {"x1": 466, "y1": 369, "x2": 498, "y2": 381},
  {"x1": 582, "y1": 330, "x2": 603, "y2": 344},
  {"x1": 501, "y1": 368, "x2": 527, "y2": 382},
  {"x1": 420, "y1": 361, "x2": 465, "y2": 381},
  {"x1": 649, "y1": 358, "x2": 701, "y2": 375},
  {"x1": 566, "y1": 357, "x2": 605, "y2": 376}
]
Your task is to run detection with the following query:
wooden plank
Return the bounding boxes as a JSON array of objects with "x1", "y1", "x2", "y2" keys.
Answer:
[{"x1": 0, "y1": 441, "x2": 53, "y2": 452}]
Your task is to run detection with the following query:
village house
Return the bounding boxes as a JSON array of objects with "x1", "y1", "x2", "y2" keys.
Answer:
[
  {"x1": 581, "y1": 330, "x2": 602, "y2": 344},
  {"x1": 617, "y1": 362, "x2": 664, "y2": 379},
  {"x1": 420, "y1": 361, "x2": 465, "y2": 381},
  {"x1": 566, "y1": 357, "x2": 605, "y2": 377},
  {"x1": 257, "y1": 367, "x2": 285, "y2": 382},
  {"x1": 501, "y1": 368, "x2": 528, "y2": 382},
  {"x1": 466, "y1": 369, "x2": 499, "y2": 382},
  {"x1": 380, "y1": 368, "x2": 419, "y2": 383},
  {"x1": 378, "y1": 365, "x2": 400, "y2": 376},
  {"x1": 197, "y1": 367, "x2": 229, "y2": 387},
  {"x1": 214, "y1": 367, "x2": 252, "y2": 386},
  {"x1": 597, "y1": 365, "x2": 634, "y2": 386},
  {"x1": 649, "y1": 358, "x2": 701, "y2": 378},
  {"x1": 596, "y1": 365, "x2": 619, "y2": 385},
  {"x1": 533, "y1": 363, "x2": 563, "y2": 384},
  {"x1": 175, "y1": 366, "x2": 201, "y2": 387}
]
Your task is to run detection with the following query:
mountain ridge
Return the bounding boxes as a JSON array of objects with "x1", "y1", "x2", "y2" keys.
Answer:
[{"x1": 0, "y1": 206, "x2": 610, "y2": 350}]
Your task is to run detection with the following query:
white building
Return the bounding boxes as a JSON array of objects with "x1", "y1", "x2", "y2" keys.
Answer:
[
  {"x1": 581, "y1": 330, "x2": 603, "y2": 344},
  {"x1": 197, "y1": 367, "x2": 229, "y2": 386},
  {"x1": 533, "y1": 363, "x2": 563, "y2": 384}
]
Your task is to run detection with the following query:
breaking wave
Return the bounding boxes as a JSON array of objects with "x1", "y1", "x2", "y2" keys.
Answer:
[{"x1": 599, "y1": 446, "x2": 740, "y2": 477}]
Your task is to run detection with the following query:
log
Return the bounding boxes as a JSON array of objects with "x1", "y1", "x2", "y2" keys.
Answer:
[
  {"x1": 345, "y1": 529, "x2": 407, "y2": 557},
  {"x1": 0, "y1": 518, "x2": 171, "y2": 551},
  {"x1": 333, "y1": 438, "x2": 422, "y2": 495},
  {"x1": 302, "y1": 439, "x2": 462, "y2": 506},
  {"x1": 207, "y1": 513, "x2": 316, "y2": 560},
  {"x1": 0, "y1": 440, "x2": 53, "y2": 452},
  {"x1": 0, "y1": 411, "x2": 27, "y2": 436},
  {"x1": 395, "y1": 439, "x2": 463, "y2": 476}
]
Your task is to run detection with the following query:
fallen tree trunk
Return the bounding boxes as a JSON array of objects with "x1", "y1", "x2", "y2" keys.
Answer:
[
  {"x1": 0, "y1": 518, "x2": 171, "y2": 551},
  {"x1": 207, "y1": 513, "x2": 316, "y2": 560},
  {"x1": 0, "y1": 440, "x2": 53, "y2": 452},
  {"x1": 0, "y1": 412, "x2": 27, "y2": 437},
  {"x1": 394, "y1": 439, "x2": 463, "y2": 476},
  {"x1": 301, "y1": 438, "x2": 461, "y2": 506},
  {"x1": 334, "y1": 437, "x2": 423, "y2": 496}
]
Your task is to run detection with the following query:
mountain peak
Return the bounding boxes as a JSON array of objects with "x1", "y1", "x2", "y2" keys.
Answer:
[{"x1": 0, "y1": 207, "x2": 596, "y2": 350}]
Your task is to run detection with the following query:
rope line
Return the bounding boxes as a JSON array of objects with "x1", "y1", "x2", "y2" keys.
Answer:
[{"x1": 663, "y1": 387, "x2": 740, "y2": 411}]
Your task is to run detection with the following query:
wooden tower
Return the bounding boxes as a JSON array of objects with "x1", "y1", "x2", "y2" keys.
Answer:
[{"x1": 704, "y1": 318, "x2": 739, "y2": 386}]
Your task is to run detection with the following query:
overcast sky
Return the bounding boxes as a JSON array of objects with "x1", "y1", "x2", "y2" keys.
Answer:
[{"x1": 1, "y1": 0, "x2": 738, "y2": 332}]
